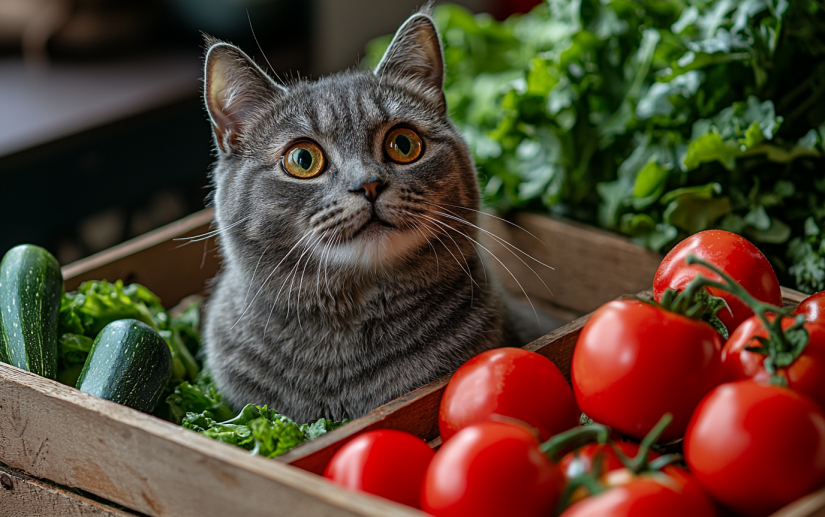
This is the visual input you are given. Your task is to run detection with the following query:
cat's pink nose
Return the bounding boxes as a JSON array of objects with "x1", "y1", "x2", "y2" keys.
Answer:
[{"x1": 354, "y1": 179, "x2": 387, "y2": 203}]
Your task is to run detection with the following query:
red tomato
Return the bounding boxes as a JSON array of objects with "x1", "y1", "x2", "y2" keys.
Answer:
[
  {"x1": 558, "y1": 442, "x2": 657, "y2": 481},
  {"x1": 795, "y1": 291, "x2": 825, "y2": 324},
  {"x1": 571, "y1": 299, "x2": 725, "y2": 441},
  {"x1": 722, "y1": 314, "x2": 825, "y2": 410},
  {"x1": 560, "y1": 466, "x2": 717, "y2": 517},
  {"x1": 439, "y1": 347, "x2": 579, "y2": 442},
  {"x1": 422, "y1": 421, "x2": 564, "y2": 517},
  {"x1": 685, "y1": 381, "x2": 825, "y2": 517},
  {"x1": 323, "y1": 430, "x2": 434, "y2": 508},
  {"x1": 653, "y1": 230, "x2": 782, "y2": 334}
]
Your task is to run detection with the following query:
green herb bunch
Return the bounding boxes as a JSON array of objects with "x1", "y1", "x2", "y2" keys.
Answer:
[{"x1": 366, "y1": 0, "x2": 825, "y2": 291}]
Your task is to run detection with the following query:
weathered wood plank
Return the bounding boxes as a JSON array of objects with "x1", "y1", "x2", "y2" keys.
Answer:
[
  {"x1": 0, "y1": 364, "x2": 423, "y2": 517},
  {"x1": 0, "y1": 464, "x2": 137, "y2": 516},
  {"x1": 481, "y1": 212, "x2": 663, "y2": 314},
  {"x1": 62, "y1": 208, "x2": 219, "y2": 309},
  {"x1": 771, "y1": 486, "x2": 825, "y2": 517}
]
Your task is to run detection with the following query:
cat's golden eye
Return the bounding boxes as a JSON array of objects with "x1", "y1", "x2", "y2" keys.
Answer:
[
  {"x1": 283, "y1": 142, "x2": 325, "y2": 178},
  {"x1": 385, "y1": 128, "x2": 423, "y2": 163}
]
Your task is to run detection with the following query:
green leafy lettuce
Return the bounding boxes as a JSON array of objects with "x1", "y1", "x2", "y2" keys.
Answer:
[
  {"x1": 183, "y1": 404, "x2": 348, "y2": 458},
  {"x1": 366, "y1": 0, "x2": 825, "y2": 292}
]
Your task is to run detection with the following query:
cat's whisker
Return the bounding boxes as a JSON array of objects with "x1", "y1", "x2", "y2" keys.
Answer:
[
  {"x1": 415, "y1": 212, "x2": 540, "y2": 324},
  {"x1": 411, "y1": 213, "x2": 477, "y2": 302},
  {"x1": 280, "y1": 233, "x2": 325, "y2": 331},
  {"x1": 297, "y1": 230, "x2": 331, "y2": 326},
  {"x1": 407, "y1": 212, "x2": 478, "y2": 290},
  {"x1": 411, "y1": 203, "x2": 489, "y2": 285},
  {"x1": 420, "y1": 200, "x2": 545, "y2": 245},
  {"x1": 424, "y1": 207, "x2": 555, "y2": 272},
  {"x1": 322, "y1": 233, "x2": 341, "y2": 298},
  {"x1": 231, "y1": 230, "x2": 313, "y2": 331},
  {"x1": 266, "y1": 236, "x2": 318, "y2": 337},
  {"x1": 244, "y1": 242, "x2": 272, "y2": 309},
  {"x1": 315, "y1": 231, "x2": 334, "y2": 301},
  {"x1": 404, "y1": 217, "x2": 439, "y2": 275},
  {"x1": 175, "y1": 216, "x2": 251, "y2": 244},
  {"x1": 270, "y1": 241, "x2": 311, "y2": 336},
  {"x1": 412, "y1": 213, "x2": 480, "y2": 305},
  {"x1": 425, "y1": 207, "x2": 554, "y2": 300}
]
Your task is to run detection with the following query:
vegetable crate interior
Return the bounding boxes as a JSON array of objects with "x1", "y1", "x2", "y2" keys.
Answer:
[{"x1": 1, "y1": 208, "x2": 823, "y2": 517}]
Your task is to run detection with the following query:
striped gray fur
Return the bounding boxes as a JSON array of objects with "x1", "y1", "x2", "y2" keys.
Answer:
[{"x1": 201, "y1": 11, "x2": 557, "y2": 423}]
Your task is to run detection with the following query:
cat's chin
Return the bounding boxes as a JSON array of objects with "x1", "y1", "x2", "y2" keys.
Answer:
[{"x1": 325, "y1": 224, "x2": 427, "y2": 271}]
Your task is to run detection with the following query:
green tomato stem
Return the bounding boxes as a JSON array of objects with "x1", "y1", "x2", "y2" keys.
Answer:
[
  {"x1": 626, "y1": 413, "x2": 673, "y2": 474},
  {"x1": 540, "y1": 424, "x2": 611, "y2": 462},
  {"x1": 684, "y1": 255, "x2": 808, "y2": 382}
]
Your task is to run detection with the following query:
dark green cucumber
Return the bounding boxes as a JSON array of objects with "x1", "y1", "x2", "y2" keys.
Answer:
[
  {"x1": 76, "y1": 319, "x2": 172, "y2": 412},
  {"x1": 0, "y1": 244, "x2": 62, "y2": 378}
]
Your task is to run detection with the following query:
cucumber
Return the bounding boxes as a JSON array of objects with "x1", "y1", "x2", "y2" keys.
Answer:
[
  {"x1": 76, "y1": 319, "x2": 172, "y2": 412},
  {"x1": 0, "y1": 244, "x2": 62, "y2": 378}
]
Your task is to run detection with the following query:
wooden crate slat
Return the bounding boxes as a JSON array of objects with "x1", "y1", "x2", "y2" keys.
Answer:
[
  {"x1": 771, "y1": 486, "x2": 825, "y2": 517},
  {"x1": 62, "y1": 208, "x2": 220, "y2": 309},
  {"x1": 480, "y1": 212, "x2": 663, "y2": 314},
  {"x1": 0, "y1": 364, "x2": 423, "y2": 517},
  {"x1": 0, "y1": 465, "x2": 137, "y2": 517}
]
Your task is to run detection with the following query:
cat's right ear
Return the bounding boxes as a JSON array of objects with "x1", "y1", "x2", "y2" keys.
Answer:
[
  {"x1": 374, "y1": 13, "x2": 446, "y2": 114},
  {"x1": 203, "y1": 35, "x2": 285, "y2": 153}
]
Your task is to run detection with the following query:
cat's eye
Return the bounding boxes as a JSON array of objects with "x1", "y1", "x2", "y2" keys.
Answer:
[
  {"x1": 283, "y1": 141, "x2": 326, "y2": 178},
  {"x1": 384, "y1": 128, "x2": 423, "y2": 164}
]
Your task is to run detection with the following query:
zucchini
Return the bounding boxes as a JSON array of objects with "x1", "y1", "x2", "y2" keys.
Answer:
[
  {"x1": 76, "y1": 319, "x2": 172, "y2": 412},
  {"x1": 0, "y1": 244, "x2": 62, "y2": 378}
]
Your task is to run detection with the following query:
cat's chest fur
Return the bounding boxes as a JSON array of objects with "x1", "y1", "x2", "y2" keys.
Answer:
[{"x1": 204, "y1": 257, "x2": 513, "y2": 422}]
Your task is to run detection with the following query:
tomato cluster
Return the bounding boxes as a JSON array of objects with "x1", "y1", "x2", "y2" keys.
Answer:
[{"x1": 323, "y1": 230, "x2": 825, "y2": 516}]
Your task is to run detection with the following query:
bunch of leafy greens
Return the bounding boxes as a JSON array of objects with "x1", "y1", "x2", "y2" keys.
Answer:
[
  {"x1": 366, "y1": 0, "x2": 825, "y2": 292},
  {"x1": 57, "y1": 280, "x2": 347, "y2": 454},
  {"x1": 164, "y1": 369, "x2": 235, "y2": 423},
  {"x1": 183, "y1": 404, "x2": 348, "y2": 458}
]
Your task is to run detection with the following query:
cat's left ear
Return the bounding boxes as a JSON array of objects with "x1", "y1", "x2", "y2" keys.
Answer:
[
  {"x1": 374, "y1": 13, "x2": 446, "y2": 114},
  {"x1": 203, "y1": 35, "x2": 286, "y2": 153}
]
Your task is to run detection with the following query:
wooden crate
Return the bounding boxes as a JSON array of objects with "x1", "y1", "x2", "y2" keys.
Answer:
[{"x1": 2, "y1": 209, "x2": 820, "y2": 516}]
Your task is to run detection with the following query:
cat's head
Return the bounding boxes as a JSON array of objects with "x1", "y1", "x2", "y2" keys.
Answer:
[{"x1": 203, "y1": 11, "x2": 480, "y2": 279}]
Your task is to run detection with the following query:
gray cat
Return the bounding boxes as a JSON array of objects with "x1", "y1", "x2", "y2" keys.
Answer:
[{"x1": 201, "y1": 10, "x2": 557, "y2": 423}]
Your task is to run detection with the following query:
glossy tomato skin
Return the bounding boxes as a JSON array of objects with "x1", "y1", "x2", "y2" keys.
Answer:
[
  {"x1": 722, "y1": 315, "x2": 825, "y2": 410},
  {"x1": 795, "y1": 291, "x2": 825, "y2": 325},
  {"x1": 653, "y1": 230, "x2": 782, "y2": 334},
  {"x1": 560, "y1": 466, "x2": 717, "y2": 517},
  {"x1": 323, "y1": 430, "x2": 434, "y2": 509},
  {"x1": 439, "y1": 347, "x2": 579, "y2": 442},
  {"x1": 685, "y1": 381, "x2": 825, "y2": 517},
  {"x1": 422, "y1": 421, "x2": 564, "y2": 517},
  {"x1": 572, "y1": 299, "x2": 725, "y2": 441}
]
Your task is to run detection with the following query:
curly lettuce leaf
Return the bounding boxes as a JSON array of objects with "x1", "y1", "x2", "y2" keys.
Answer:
[{"x1": 182, "y1": 404, "x2": 348, "y2": 458}]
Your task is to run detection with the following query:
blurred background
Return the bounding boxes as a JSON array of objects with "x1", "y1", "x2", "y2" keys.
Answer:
[{"x1": 0, "y1": 0, "x2": 539, "y2": 264}]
